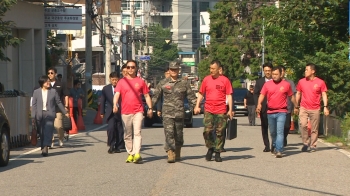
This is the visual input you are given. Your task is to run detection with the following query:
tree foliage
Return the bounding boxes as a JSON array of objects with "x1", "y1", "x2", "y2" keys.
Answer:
[
  {"x1": 147, "y1": 24, "x2": 179, "y2": 74},
  {"x1": 0, "y1": 0, "x2": 23, "y2": 62},
  {"x1": 205, "y1": 0, "x2": 350, "y2": 116},
  {"x1": 46, "y1": 30, "x2": 65, "y2": 70}
]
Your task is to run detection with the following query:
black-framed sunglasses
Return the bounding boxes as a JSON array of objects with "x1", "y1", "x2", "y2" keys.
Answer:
[{"x1": 48, "y1": 72, "x2": 55, "y2": 75}]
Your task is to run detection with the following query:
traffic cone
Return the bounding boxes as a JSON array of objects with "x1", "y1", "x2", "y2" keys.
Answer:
[
  {"x1": 77, "y1": 98, "x2": 85, "y2": 130},
  {"x1": 68, "y1": 97, "x2": 78, "y2": 134},
  {"x1": 290, "y1": 115, "x2": 295, "y2": 133},
  {"x1": 307, "y1": 118, "x2": 311, "y2": 136},
  {"x1": 94, "y1": 104, "x2": 103, "y2": 124}
]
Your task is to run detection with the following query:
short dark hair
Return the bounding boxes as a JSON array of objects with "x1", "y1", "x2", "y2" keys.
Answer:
[
  {"x1": 121, "y1": 64, "x2": 127, "y2": 70},
  {"x1": 73, "y1": 80, "x2": 81, "y2": 86},
  {"x1": 263, "y1": 62, "x2": 273, "y2": 69},
  {"x1": 272, "y1": 66, "x2": 282, "y2": 73},
  {"x1": 210, "y1": 60, "x2": 222, "y2": 68},
  {"x1": 279, "y1": 65, "x2": 286, "y2": 71},
  {"x1": 109, "y1": 72, "x2": 119, "y2": 78},
  {"x1": 38, "y1": 75, "x2": 49, "y2": 87},
  {"x1": 47, "y1": 67, "x2": 57, "y2": 73},
  {"x1": 306, "y1": 63, "x2": 316, "y2": 72},
  {"x1": 57, "y1": 74, "x2": 62, "y2": 78},
  {"x1": 126, "y1": 60, "x2": 138, "y2": 67}
]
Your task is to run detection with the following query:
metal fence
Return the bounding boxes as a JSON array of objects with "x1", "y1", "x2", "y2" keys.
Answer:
[{"x1": 0, "y1": 96, "x2": 30, "y2": 148}]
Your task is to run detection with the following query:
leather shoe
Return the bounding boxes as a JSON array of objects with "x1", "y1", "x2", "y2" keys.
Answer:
[
  {"x1": 263, "y1": 147, "x2": 271, "y2": 152},
  {"x1": 215, "y1": 152, "x2": 222, "y2": 162},
  {"x1": 205, "y1": 148, "x2": 214, "y2": 161},
  {"x1": 42, "y1": 146, "x2": 48, "y2": 157},
  {"x1": 114, "y1": 149, "x2": 121, "y2": 153},
  {"x1": 108, "y1": 146, "x2": 115, "y2": 154}
]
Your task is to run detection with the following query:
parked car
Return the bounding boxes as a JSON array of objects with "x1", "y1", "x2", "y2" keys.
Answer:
[
  {"x1": 233, "y1": 88, "x2": 249, "y2": 116},
  {"x1": 0, "y1": 101, "x2": 10, "y2": 167},
  {"x1": 143, "y1": 97, "x2": 193, "y2": 128}
]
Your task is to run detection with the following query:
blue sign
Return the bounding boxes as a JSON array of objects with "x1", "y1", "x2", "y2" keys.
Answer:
[
  {"x1": 139, "y1": 55, "x2": 151, "y2": 61},
  {"x1": 205, "y1": 35, "x2": 210, "y2": 41}
]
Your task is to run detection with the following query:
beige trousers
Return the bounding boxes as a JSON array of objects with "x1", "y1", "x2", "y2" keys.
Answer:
[
  {"x1": 53, "y1": 112, "x2": 64, "y2": 143},
  {"x1": 121, "y1": 112, "x2": 144, "y2": 155},
  {"x1": 299, "y1": 107, "x2": 320, "y2": 147}
]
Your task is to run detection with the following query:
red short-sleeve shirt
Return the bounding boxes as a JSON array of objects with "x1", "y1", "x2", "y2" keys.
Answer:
[
  {"x1": 199, "y1": 75, "x2": 233, "y2": 114},
  {"x1": 115, "y1": 77, "x2": 149, "y2": 114},
  {"x1": 296, "y1": 77, "x2": 327, "y2": 110},
  {"x1": 260, "y1": 80, "x2": 293, "y2": 114}
]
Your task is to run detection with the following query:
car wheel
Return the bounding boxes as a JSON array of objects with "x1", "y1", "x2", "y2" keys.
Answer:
[
  {"x1": 144, "y1": 120, "x2": 153, "y2": 127},
  {"x1": 0, "y1": 128, "x2": 10, "y2": 167}
]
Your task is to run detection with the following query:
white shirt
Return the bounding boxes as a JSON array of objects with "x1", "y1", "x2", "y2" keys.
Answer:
[
  {"x1": 42, "y1": 89, "x2": 48, "y2": 111},
  {"x1": 51, "y1": 81, "x2": 55, "y2": 87}
]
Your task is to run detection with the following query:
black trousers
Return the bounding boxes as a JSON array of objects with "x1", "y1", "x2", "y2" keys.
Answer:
[
  {"x1": 260, "y1": 111, "x2": 270, "y2": 148},
  {"x1": 284, "y1": 113, "x2": 291, "y2": 142},
  {"x1": 72, "y1": 107, "x2": 79, "y2": 124},
  {"x1": 107, "y1": 113, "x2": 125, "y2": 149}
]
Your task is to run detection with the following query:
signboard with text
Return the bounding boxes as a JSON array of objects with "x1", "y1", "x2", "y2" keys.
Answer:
[{"x1": 44, "y1": 7, "x2": 82, "y2": 30}]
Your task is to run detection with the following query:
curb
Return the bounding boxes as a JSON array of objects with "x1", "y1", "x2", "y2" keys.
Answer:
[{"x1": 318, "y1": 138, "x2": 350, "y2": 159}]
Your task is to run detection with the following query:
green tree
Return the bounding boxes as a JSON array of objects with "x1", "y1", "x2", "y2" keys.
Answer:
[
  {"x1": 198, "y1": 0, "x2": 263, "y2": 81},
  {"x1": 258, "y1": 0, "x2": 350, "y2": 115},
  {"x1": 0, "y1": 0, "x2": 23, "y2": 61},
  {"x1": 147, "y1": 24, "x2": 179, "y2": 73},
  {"x1": 46, "y1": 30, "x2": 65, "y2": 70}
]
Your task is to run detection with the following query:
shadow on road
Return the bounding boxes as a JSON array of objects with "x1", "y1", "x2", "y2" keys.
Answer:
[
  {"x1": 0, "y1": 159, "x2": 35, "y2": 173},
  {"x1": 180, "y1": 161, "x2": 342, "y2": 196}
]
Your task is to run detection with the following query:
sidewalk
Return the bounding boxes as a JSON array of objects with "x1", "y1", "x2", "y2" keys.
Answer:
[{"x1": 9, "y1": 108, "x2": 105, "y2": 159}]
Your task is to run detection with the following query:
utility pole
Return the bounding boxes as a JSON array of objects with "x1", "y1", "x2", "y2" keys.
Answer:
[
  {"x1": 261, "y1": 18, "x2": 265, "y2": 77},
  {"x1": 131, "y1": 0, "x2": 135, "y2": 60},
  {"x1": 144, "y1": 1, "x2": 150, "y2": 80},
  {"x1": 85, "y1": 0, "x2": 93, "y2": 107},
  {"x1": 104, "y1": 0, "x2": 111, "y2": 84}
]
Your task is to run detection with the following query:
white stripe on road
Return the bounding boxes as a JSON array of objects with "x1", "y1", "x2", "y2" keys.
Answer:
[{"x1": 9, "y1": 124, "x2": 107, "y2": 161}]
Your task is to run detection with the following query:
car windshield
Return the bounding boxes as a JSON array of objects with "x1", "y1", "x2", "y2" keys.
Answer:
[{"x1": 233, "y1": 88, "x2": 248, "y2": 102}]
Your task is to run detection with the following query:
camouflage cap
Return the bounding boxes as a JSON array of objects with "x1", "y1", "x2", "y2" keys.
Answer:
[{"x1": 169, "y1": 61, "x2": 180, "y2": 69}]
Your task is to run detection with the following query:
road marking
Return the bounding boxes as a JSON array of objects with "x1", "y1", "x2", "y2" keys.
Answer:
[{"x1": 9, "y1": 124, "x2": 107, "y2": 161}]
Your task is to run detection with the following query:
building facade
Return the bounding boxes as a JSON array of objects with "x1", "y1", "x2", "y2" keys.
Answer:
[{"x1": 0, "y1": 1, "x2": 46, "y2": 94}]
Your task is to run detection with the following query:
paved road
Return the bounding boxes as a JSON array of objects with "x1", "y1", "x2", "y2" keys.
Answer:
[{"x1": 1, "y1": 113, "x2": 350, "y2": 196}]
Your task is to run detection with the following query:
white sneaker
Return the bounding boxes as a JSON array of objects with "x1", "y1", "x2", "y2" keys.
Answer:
[{"x1": 59, "y1": 140, "x2": 63, "y2": 147}]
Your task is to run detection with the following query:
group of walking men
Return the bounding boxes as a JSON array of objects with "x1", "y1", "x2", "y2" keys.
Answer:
[
  {"x1": 100, "y1": 59, "x2": 328, "y2": 163},
  {"x1": 254, "y1": 62, "x2": 329, "y2": 158}
]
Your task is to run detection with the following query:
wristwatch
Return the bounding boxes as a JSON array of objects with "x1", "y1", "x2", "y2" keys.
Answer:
[
  {"x1": 295, "y1": 106, "x2": 300, "y2": 109},
  {"x1": 323, "y1": 105, "x2": 328, "y2": 108}
]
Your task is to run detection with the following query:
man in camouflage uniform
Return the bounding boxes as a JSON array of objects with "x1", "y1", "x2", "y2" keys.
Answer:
[{"x1": 152, "y1": 61, "x2": 197, "y2": 163}]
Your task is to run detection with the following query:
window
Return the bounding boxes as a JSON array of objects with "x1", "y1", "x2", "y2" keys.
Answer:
[
  {"x1": 121, "y1": 1, "x2": 141, "y2": 10},
  {"x1": 121, "y1": 2, "x2": 130, "y2": 10},
  {"x1": 122, "y1": 16, "x2": 142, "y2": 27},
  {"x1": 192, "y1": 16, "x2": 197, "y2": 28},
  {"x1": 200, "y1": 2, "x2": 210, "y2": 12}
]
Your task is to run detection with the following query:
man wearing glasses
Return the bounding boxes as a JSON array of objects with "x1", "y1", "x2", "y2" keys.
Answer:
[
  {"x1": 113, "y1": 60, "x2": 153, "y2": 163},
  {"x1": 47, "y1": 67, "x2": 69, "y2": 148}
]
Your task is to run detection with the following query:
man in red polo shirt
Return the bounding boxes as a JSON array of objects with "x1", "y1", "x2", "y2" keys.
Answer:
[
  {"x1": 256, "y1": 66, "x2": 297, "y2": 158},
  {"x1": 296, "y1": 63, "x2": 329, "y2": 152},
  {"x1": 194, "y1": 60, "x2": 233, "y2": 162},
  {"x1": 113, "y1": 60, "x2": 153, "y2": 163}
]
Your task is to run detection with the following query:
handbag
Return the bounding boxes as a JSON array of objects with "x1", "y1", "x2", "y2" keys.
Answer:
[
  {"x1": 62, "y1": 115, "x2": 72, "y2": 131},
  {"x1": 31, "y1": 119, "x2": 37, "y2": 146},
  {"x1": 226, "y1": 118, "x2": 237, "y2": 140}
]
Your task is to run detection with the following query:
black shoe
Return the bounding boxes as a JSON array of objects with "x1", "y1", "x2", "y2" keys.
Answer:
[
  {"x1": 215, "y1": 152, "x2": 222, "y2": 162},
  {"x1": 205, "y1": 148, "x2": 214, "y2": 161},
  {"x1": 301, "y1": 145, "x2": 309, "y2": 152},
  {"x1": 42, "y1": 146, "x2": 48, "y2": 157},
  {"x1": 108, "y1": 146, "x2": 115, "y2": 154},
  {"x1": 271, "y1": 146, "x2": 276, "y2": 155},
  {"x1": 284, "y1": 139, "x2": 287, "y2": 147},
  {"x1": 263, "y1": 147, "x2": 271, "y2": 152},
  {"x1": 114, "y1": 149, "x2": 121, "y2": 153}
]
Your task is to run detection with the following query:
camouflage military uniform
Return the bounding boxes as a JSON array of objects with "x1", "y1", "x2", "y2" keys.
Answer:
[{"x1": 152, "y1": 77, "x2": 197, "y2": 152}]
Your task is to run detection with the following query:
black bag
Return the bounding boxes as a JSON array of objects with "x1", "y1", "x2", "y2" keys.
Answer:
[
  {"x1": 226, "y1": 118, "x2": 237, "y2": 140},
  {"x1": 62, "y1": 115, "x2": 72, "y2": 131}
]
